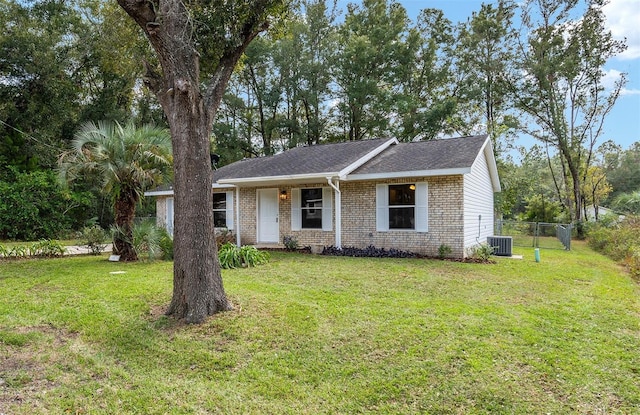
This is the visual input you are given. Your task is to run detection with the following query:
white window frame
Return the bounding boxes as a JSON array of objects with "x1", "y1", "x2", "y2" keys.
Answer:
[
  {"x1": 291, "y1": 187, "x2": 333, "y2": 231},
  {"x1": 212, "y1": 191, "x2": 234, "y2": 230},
  {"x1": 376, "y1": 183, "x2": 428, "y2": 232}
]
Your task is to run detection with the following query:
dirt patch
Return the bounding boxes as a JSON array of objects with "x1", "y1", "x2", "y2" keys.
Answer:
[{"x1": 0, "y1": 325, "x2": 78, "y2": 412}]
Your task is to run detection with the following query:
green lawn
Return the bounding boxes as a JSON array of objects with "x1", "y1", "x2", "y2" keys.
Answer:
[{"x1": 1, "y1": 242, "x2": 639, "y2": 414}]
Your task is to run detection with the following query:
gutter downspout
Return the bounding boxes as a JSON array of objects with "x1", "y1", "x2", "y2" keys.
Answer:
[
  {"x1": 235, "y1": 186, "x2": 241, "y2": 246},
  {"x1": 327, "y1": 177, "x2": 341, "y2": 249}
]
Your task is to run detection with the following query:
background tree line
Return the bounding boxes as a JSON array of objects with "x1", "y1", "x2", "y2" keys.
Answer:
[{"x1": 0, "y1": 0, "x2": 637, "y2": 241}]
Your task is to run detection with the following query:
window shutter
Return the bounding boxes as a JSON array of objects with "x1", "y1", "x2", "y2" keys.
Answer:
[
  {"x1": 322, "y1": 187, "x2": 333, "y2": 231},
  {"x1": 225, "y1": 191, "x2": 234, "y2": 230},
  {"x1": 376, "y1": 184, "x2": 389, "y2": 232},
  {"x1": 291, "y1": 188, "x2": 301, "y2": 231},
  {"x1": 415, "y1": 182, "x2": 428, "y2": 232}
]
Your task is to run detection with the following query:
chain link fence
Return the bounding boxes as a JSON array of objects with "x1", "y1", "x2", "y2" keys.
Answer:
[{"x1": 495, "y1": 220, "x2": 572, "y2": 250}]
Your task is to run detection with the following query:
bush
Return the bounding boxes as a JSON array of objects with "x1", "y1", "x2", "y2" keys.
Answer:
[
  {"x1": 131, "y1": 221, "x2": 162, "y2": 261},
  {"x1": 81, "y1": 225, "x2": 108, "y2": 255},
  {"x1": 0, "y1": 169, "x2": 92, "y2": 240},
  {"x1": 159, "y1": 229, "x2": 174, "y2": 260},
  {"x1": 468, "y1": 243, "x2": 494, "y2": 262},
  {"x1": 438, "y1": 244, "x2": 452, "y2": 259},
  {"x1": 587, "y1": 216, "x2": 640, "y2": 275},
  {"x1": 218, "y1": 243, "x2": 270, "y2": 269},
  {"x1": 283, "y1": 235, "x2": 299, "y2": 251}
]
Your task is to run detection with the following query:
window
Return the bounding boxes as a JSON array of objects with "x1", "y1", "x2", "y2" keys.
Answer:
[
  {"x1": 388, "y1": 184, "x2": 415, "y2": 229},
  {"x1": 291, "y1": 187, "x2": 333, "y2": 231},
  {"x1": 301, "y1": 188, "x2": 323, "y2": 229},
  {"x1": 212, "y1": 191, "x2": 234, "y2": 229},
  {"x1": 376, "y1": 183, "x2": 427, "y2": 232}
]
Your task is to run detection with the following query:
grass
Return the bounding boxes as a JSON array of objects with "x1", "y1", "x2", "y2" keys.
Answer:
[{"x1": 1, "y1": 241, "x2": 639, "y2": 414}]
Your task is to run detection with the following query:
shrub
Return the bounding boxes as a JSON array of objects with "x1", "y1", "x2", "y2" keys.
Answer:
[
  {"x1": 159, "y1": 229, "x2": 174, "y2": 260},
  {"x1": 438, "y1": 244, "x2": 452, "y2": 259},
  {"x1": 132, "y1": 221, "x2": 162, "y2": 261},
  {"x1": 218, "y1": 243, "x2": 270, "y2": 269},
  {"x1": 468, "y1": 243, "x2": 494, "y2": 262},
  {"x1": 587, "y1": 216, "x2": 640, "y2": 275},
  {"x1": 81, "y1": 225, "x2": 108, "y2": 255},
  {"x1": 0, "y1": 169, "x2": 92, "y2": 240},
  {"x1": 283, "y1": 235, "x2": 299, "y2": 251}
]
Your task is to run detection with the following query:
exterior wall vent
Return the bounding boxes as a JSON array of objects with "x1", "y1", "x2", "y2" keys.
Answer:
[{"x1": 487, "y1": 236, "x2": 512, "y2": 256}]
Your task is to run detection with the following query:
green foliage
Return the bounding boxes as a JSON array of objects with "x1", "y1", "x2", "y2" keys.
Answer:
[
  {"x1": 131, "y1": 221, "x2": 162, "y2": 261},
  {"x1": 218, "y1": 242, "x2": 242, "y2": 269},
  {"x1": 80, "y1": 225, "x2": 108, "y2": 255},
  {"x1": 282, "y1": 235, "x2": 299, "y2": 251},
  {"x1": 0, "y1": 169, "x2": 90, "y2": 240},
  {"x1": 158, "y1": 228, "x2": 174, "y2": 260},
  {"x1": 438, "y1": 244, "x2": 452, "y2": 259},
  {"x1": 468, "y1": 243, "x2": 494, "y2": 262},
  {"x1": 520, "y1": 194, "x2": 563, "y2": 223},
  {"x1": 28, "y1": 240, "x2": 66, "y2": 258},
  {"x1": 587, "y1": 216, "x2": 640, "y2": 277},
  {"x1": 218, "y1": 242, "x2": 270, "y2": 269},
  {"x1": 0, "y1": 239, "x2": 65, "y2": 259},
  {"x1": 612, "y1": 191, "x2": 640, "y2": 215}
]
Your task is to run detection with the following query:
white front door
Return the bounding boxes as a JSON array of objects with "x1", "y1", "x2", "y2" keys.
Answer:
[{"x1": 257, "y1": 188, "x2": 279, "y2": 243}]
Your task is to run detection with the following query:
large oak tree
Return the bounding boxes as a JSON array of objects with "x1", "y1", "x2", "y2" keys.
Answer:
[{"x1": 116, "y1": 0, "x2": 287, "y2": 323}]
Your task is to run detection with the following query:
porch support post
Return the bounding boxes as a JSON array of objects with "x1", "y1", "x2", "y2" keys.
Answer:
[
  {"x1": 327, "y1": 177, "x2": 341, "y2": 249},
  {"x1": 235, "y1": 186, "x2": 241, "y2": 246}
]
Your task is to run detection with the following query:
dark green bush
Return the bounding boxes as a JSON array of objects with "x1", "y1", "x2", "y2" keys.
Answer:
[{"x1": 0, "y1": 169, "x2": 92, "y2": 240}]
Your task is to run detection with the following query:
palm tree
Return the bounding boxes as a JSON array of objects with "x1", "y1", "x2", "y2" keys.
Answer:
[{"x1": 59, "y1": 121, "x2": 172, "y2": 261}]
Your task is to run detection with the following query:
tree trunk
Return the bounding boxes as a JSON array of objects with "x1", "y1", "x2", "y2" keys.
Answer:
[
  {"x1": 117, "y1": 0, "x2": 271, "y2": 323},
  {"x1": 113, "y1": 189, "x2": 138, "y2": 262},
  {"x1": 165, "y1": 93, "x2": 231, "y2": 322}
]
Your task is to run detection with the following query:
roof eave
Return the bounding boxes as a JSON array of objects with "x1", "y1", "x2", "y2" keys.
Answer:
[
  {"x1": 217, "y1": 172, "x2": 339, "y2": 187},
  {"x1": 345, "y1": 167, "x2": 471, "y2": 181}
]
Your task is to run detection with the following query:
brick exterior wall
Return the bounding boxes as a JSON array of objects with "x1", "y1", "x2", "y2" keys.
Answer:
[
  {"x1": 341, "y1": 176, "x2": 465, "y2": 258},
  {"x1": 154, "y1": 176, "x2": 465, "y2": 256},
  {"x1": 234, "y1": 176, "x2": 465, "y2": 257}
]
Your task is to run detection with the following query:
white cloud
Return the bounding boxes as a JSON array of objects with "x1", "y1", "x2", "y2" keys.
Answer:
[
  {"x1": 603, "y1": 0, "x2": 640, "y2": 60},
  {"x1": 601, "y1": 69, "x2": 640, "y2": 95}
]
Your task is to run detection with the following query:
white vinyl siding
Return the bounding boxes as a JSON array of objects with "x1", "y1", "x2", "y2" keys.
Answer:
[
  {"x1": 463, "y1": 149, "x2": 495, "y2": 249},
  {"x1": 376, "y1": 183, "x2": 427, "y2": 232}
]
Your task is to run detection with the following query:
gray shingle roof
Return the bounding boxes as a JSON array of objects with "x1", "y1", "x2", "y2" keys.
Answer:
[
  {"x1": 214, "y1": 138, "x2": 393, "y2": 181},
  {"x1": 350, "y1": 135, "x2": 488, "y2": 175}
]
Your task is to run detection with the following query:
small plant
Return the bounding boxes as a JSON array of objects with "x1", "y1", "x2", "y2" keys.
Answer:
[
  {"x1": 239, "y1": 245, "x2": 270, "y2": 267},
  {"x1": 29, "y1": 240, "x2": 66, "y2": 257},
  {"x1": 282, "y1": 235, "x2": 299, "y2": 251},
  {"x1": 81, "y1": 225, "x2": 108, "y2": 255},
  {"x1": 469, "y1": 243, "x2": 494, "y2": 262},
  {"x1": 9, "y1": 245, "x2": 28, "y2": 258},
  {"x1": 218, "y1": 242, "x2": 270, "y2": 269},
  {"x1": 218, "y1": 242, "x2": 242, "y2": 269},
  {"x1": 438, "y1": 244, "x2": 452, "y2": 259},
  {"x1": 132, "y1": 221, "x2": 162, "y2": 261},
  {"x1": 0, "y1": 244, "x2": 9, "y2": 258}
]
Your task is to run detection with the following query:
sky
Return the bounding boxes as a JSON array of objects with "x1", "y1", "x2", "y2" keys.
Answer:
[{"x1": 336, "y1": 0, "x2": 640, "y2": 152}]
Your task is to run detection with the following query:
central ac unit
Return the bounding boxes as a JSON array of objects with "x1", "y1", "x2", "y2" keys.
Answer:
[{"x1": 487, "y1": 236, "x2": 513, "y2": 256}]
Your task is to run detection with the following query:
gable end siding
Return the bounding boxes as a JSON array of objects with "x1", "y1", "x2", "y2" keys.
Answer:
[{"x1": 463, "y1": 151, "x2": 495, "y2": 252}]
